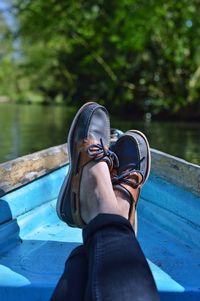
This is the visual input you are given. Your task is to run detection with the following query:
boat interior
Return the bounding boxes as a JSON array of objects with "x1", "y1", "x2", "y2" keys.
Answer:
[{"x1": 0, "y1": 148, "x2": 200, "y2": 301}]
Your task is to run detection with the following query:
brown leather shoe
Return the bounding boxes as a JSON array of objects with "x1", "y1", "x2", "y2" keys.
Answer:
[
  {"x1": 111, "y1": 130, "x2": 151, "y2": 230},
  {"x1": 56, "y1": 102, "x2": 118, "y2": 228}
]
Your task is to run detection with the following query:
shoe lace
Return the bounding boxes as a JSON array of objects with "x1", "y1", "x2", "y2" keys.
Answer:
[
  {"x1": 88, "y1": 138, "x2": 119, "y2": 170},
  {"x1": 112, "y1": 157, "x2": 145, "y2": 188}
]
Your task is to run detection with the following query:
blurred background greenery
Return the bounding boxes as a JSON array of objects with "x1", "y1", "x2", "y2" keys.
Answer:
[{"x1": 0, "y1": 0, "x2": 199, "y2": 164}]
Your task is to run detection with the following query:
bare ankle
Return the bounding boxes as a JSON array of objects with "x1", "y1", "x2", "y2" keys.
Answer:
[{"x1": 80, "y1": 161, "x2": 126, "y2": 224}]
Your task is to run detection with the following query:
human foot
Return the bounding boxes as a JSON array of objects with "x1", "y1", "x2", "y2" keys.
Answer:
[
  {"x1": 112, "y1": 130, "x2": 151, "y2": 229},
  {"x1": 56, "y1": 102, "x2": 118, "y2": 228},
  {"x1": 80, "y1": 161, "x2": 127, "y2": 224}
]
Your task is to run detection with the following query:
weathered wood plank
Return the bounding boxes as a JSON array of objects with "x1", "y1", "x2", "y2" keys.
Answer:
[
  {"x1": 151, "y1": 148, "x2": 200, "y2": 196},
  {"x1": 0, "y1": 144, "x2": 68, "y2": 196}
]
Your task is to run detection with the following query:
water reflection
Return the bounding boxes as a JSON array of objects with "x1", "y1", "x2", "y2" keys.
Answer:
[
  {"x1": 111, "y1": 116, "x2": 200, "y2": 165},
  {"x1": 0, "y1": 103, "x2": 199, "y2": 164}
]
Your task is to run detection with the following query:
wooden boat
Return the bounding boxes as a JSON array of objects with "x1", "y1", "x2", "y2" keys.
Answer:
[{"x1": 0, "y1": 137, "x2": 200, "y2": 301}]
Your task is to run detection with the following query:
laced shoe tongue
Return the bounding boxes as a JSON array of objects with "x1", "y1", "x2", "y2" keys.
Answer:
[
  {"x1": 87, "y1": 138, "x2": 119, "y2": 170},
  {"x1": 118, "y1": 156, "x2": 145, "y2": 175}
]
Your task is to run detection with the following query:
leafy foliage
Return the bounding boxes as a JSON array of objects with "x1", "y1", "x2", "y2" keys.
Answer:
[{"x1": 1, "y1": 0, "x2": 200, "y2": 116}]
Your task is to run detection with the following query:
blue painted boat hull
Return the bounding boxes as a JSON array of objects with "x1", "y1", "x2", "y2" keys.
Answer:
[{"x1": 0, "y1": 165, "x2": 200, "y2": 300}]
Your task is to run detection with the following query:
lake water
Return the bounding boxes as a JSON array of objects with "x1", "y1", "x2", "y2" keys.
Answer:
[{"x1": 0, "y1": 103, "x2": 199, "y2": 165}]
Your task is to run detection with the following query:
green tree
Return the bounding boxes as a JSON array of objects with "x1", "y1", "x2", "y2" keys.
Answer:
[
  {"x1": 1, "y1": 0, "x2": 200, "y2": 116},
  {"x1": 0, "y1": 12, "x2": 17, "y2": 99}
]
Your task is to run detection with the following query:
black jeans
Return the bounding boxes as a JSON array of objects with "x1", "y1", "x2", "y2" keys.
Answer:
[{"x1": 50, "y1": 214, "x2": 160, "y2": 301}]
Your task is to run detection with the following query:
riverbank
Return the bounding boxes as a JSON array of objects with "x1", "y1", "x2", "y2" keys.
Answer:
[
  {"x1": 1, "y1": 98, "x2": 200, "y2": 122},
  {"x1": 0, "y1": 96, "x2": 11, "y2": 104}
]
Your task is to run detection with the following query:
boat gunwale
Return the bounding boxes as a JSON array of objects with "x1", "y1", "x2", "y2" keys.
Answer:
[
  {"x1": 0, "y1": 144, "x2": 199, "y2": 197},
  {"x1": 0, "y1": 144, "x2": 68, "y2": 197}
]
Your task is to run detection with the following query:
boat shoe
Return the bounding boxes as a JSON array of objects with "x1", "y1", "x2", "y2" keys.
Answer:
[
  {"x1": 111, "y1": 130, "x2": 151, "y2": 230},
  {"x1": 56, "y1": 102, "x2": 118, "y2": 228}
]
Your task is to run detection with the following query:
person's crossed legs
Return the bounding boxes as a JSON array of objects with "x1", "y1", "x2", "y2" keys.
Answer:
[{"x1": 51, "y1": 102, "x2": 160, "y2": 301}]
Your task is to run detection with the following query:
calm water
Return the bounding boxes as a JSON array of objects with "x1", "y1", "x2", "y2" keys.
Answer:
[{"x1": 0, "y1": 103, "x2": 199, "y2": 165}]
